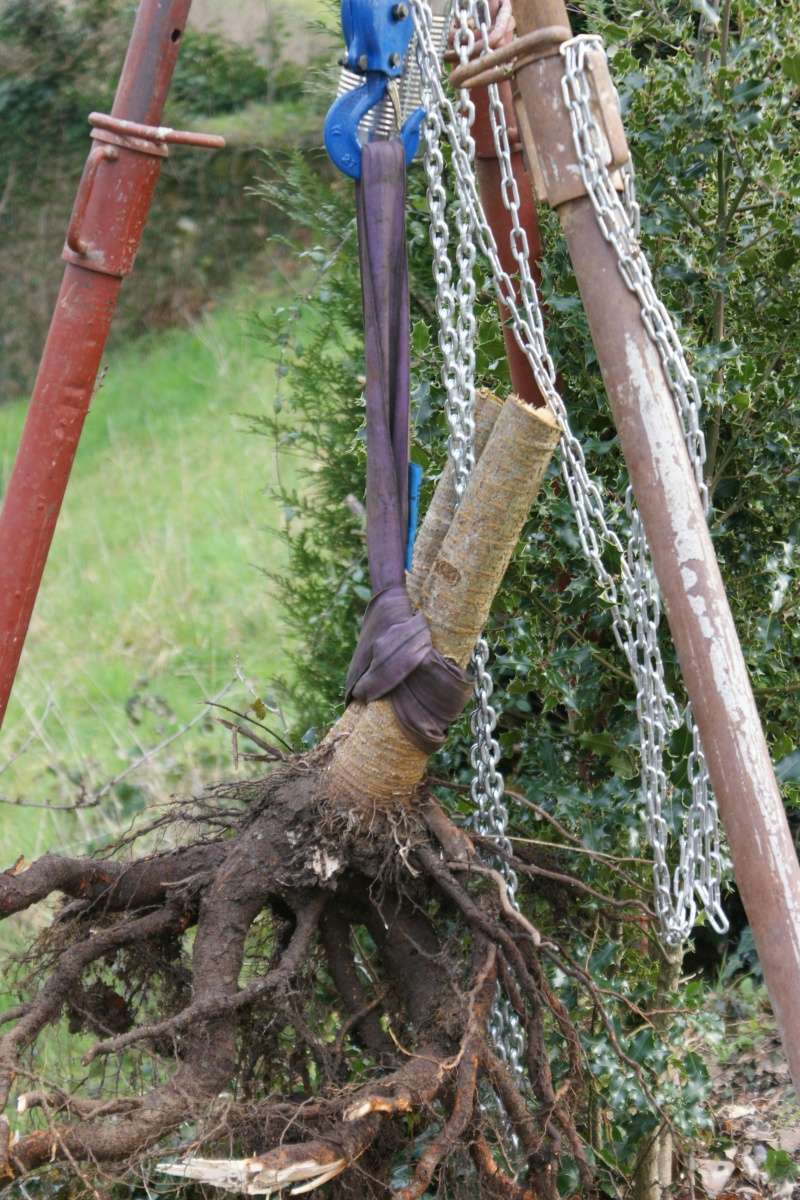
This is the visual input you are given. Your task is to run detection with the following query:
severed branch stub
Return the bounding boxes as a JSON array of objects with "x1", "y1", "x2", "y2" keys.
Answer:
[{"x1": 0, "y1": 388, "x2": 620, "y2": 1199}]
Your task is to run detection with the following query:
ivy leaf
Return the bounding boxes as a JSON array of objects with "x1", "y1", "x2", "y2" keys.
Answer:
[
  {"x1": 765, "y1": 1148, "x2": 800, "y2": 1183},
  {"x1": 776, "y1": 749, "x2": 800, "y2": 782},
  {"x1": 411, "y1": 320, "x2": 429, "y2": 354},
  {"x1": 781, "y1": 53, "x2": 800, "y2": 85}
]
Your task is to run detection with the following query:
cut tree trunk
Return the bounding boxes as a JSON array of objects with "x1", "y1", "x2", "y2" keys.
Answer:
[{"x1": 326, "y1": 395, "x2": 560, "y2": 811}]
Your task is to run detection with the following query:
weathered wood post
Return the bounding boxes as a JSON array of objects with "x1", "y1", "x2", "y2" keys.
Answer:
[{"x1": 507, "y1": 0, "x2": 800, "y2": 1092}]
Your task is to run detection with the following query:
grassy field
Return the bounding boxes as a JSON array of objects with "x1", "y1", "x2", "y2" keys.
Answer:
[
  {"x1": 191, "y1": 0, "x2": 334, "y2": 47},
  {"x1": 0, "y1": 285, "x2": 296, "y2": 865}
]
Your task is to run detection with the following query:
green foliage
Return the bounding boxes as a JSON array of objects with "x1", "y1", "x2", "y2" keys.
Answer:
[
  {"x1": 764, "y1": 1147, "x2": 800, "y2": 1184},
  {"x1": 254, "y1": 0, "x2": 799, "y2": 1186},
  {"x1": 583, "y1": 0, "x2": 800, "y2": 813},
  {"x1": 0, "y1": 0, "x2": 323, "y2": 395},
  {"x1": 169, "y1": 30, "x2": 269, "y2": 114},
  {"x1": 260, "y1": 0, "x2": 800, "y2": 866},
  {"x1": 0, "y1": 0, "x2": 123, "y2": 156}
]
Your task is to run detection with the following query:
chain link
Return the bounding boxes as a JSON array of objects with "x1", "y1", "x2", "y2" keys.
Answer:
[
  {"x1": 419, "y1": 8, "x2": 475, "y2": 500},
  {"x1": 412, "y1": 0, "x2": 727, "y2": 944}
]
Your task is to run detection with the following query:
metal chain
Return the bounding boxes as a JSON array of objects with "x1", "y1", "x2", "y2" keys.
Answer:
[
  {"x1": 412, "y1": 0, "x2": 727, "y2": 943},
  {"x1": 419, "y1": 13, "x2": 474, "y2": 500},
  {"x1": 452, "y1": 0, "x2": 479, "y2": 473},
  {"x1": 561, "y1": 34, "x2": 727, "y2": 941},
  {"x1": 561, "y1": 37, "x2": 709, "y2": 506},
  {"x1": 418, "y1": 0, "x2": 526, "y2": 1104},
  {"x1": 455, "y1": 0, "x2": 529, "y2": 1099},
  {"x1": 471, "y1": 640, "x2": 527, "y2": 1098}
]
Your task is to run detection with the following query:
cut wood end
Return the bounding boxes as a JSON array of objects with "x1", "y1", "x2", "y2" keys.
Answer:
[
  {"x1": 344, "y1": 1093, "x2": 412, "y2": 1121},
  {"x1": 157, "y1": 1159, "x2": 256, "y2": 1192},
  {"x1": 508, "y1": 391, "x2": 562, "y2": 433},
  {"x1": 157, "y1": 1154, "x2": 347, "y2": 1196}
]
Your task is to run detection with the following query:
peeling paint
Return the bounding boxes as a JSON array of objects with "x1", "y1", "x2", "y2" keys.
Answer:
[
  {"x1": 687, "y1": 592, "x2": 714, "y2": 641},
  {"x1": 624, "y1": 334, "x2": 705, "y2": 567},
  {"x1": 617, "y1": 332, "x2": 800, "y2": 1057}
]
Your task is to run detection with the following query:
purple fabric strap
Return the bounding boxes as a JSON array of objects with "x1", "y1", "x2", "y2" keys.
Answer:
[{"x1": 344, "y1": 141, "x2": 471, "y2": 753}]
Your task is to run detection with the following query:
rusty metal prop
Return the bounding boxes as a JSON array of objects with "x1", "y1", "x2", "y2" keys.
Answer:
[
  {"x1": 509, "y1": 0, "x2": 800, "y2": 1093},
  {"x1": 0, "y1": 0, "x2": 224, "y2": 726},
  {"x1": 447, "y1": 0, "x2": 547, "y2": 407}
]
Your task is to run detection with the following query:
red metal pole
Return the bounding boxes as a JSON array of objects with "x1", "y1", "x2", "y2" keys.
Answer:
[
  {"x1": 0, "y1": 0, "x2": 222, "y2": 726},
  {"x1": 473, "y1": 86, "x2": 547, "y2": 407},
  {"x1": 453, "y1": 0, "x2": 548, "y2": 407}
]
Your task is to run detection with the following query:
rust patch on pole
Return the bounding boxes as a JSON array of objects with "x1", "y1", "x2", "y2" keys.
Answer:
[
  {"x1": 509, "y1": 0, "x2": 800, "y2": 1092},
  {"x1": 0, "y1": 0, "x2": 224, "y2": 725}
]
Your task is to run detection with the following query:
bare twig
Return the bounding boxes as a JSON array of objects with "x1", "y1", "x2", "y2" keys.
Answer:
[
  {"x1": 447, "y1": 860, "x2": 542, "y2": 945},
  {"x1": 214, "y1": 717, "x2": 287, "y2": 762},
  {"x1": 206, "y1": 699, "x2": 294, "y2": 752}
]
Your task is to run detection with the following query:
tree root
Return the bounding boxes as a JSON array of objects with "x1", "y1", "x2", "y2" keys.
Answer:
[
  {"x1": 81, "y1": 894, "x2": 326, "y2": 1065},
  {"x1": 0, "y1": 721, "x2": 661, "y2": 1196},
  {"x1": 0, "y1": 326, "x2": 684, "y2": 1197}
]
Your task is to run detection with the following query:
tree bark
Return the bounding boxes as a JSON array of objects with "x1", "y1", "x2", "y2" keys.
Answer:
[
  {"x1": 407, "y1": 387, "x2": 504, "y2": 607},
  {"x1": 326, "y1": 396, "x2": 560, "y2": 810}
]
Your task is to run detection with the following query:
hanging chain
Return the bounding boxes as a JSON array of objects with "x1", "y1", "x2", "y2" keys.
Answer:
[
  {"x1": 412, "y1": 0, "x2": 727, "y2": 943},
  {"x1": 456, "y1": 0, "x2": 529, "y2": 1098},
  {"x1": 560, "y1": 34, "x2": 727, "y2": 941},
  {"x1": 418, "y1": 0, "x2": 527, "y2": 1101},
  {"x1": 419, "y1": 11, "x2": 474, "y2": 500},
  {"x1": 452, "y1": 0, "x2": 479, "y2": 483},
  {"x1": 561, "y1": 37, "x2": 709, "y2": 504}
]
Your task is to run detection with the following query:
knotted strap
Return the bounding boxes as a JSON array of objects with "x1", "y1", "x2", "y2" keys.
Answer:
[{"x1": 344, "y1": 140, "x2": 471, "y2": 753}]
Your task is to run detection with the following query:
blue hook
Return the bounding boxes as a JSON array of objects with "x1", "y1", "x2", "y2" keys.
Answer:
[{"x1": 324, "y1": 0, "x2": 424, "y2": 180}]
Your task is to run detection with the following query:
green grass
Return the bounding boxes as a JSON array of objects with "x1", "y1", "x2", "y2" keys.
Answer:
[
  {"x1": 202, "y1": 97, "x2": 326, "y2": 148},
  {"x1": 0, "y1": 285, "x2": 296, "y2": 863}
]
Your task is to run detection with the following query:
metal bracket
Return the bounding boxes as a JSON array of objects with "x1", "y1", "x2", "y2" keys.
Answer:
[
  {"x1": 339, "y1": 0, "x2": 413, "y2": 75},
  {"x1": 513, "y1": 40, "x2": 629, "y2": 209},
  {"x1": 63, "y1": 112, "x2": 225, "y2": 276},
  {"x1": 88, "y1": 112, "x2": 226, "y2": 155}
]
